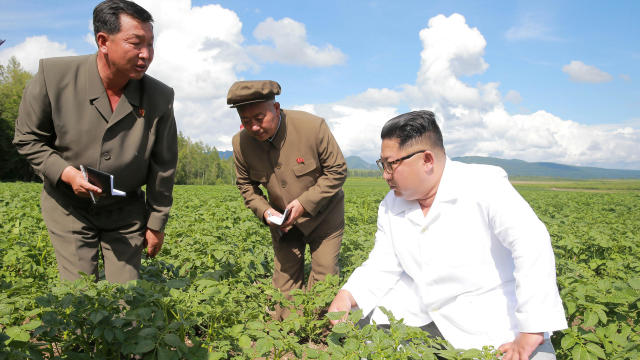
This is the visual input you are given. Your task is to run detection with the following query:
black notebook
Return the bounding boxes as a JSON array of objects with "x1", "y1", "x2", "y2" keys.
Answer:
[{"x1": 80, "y1": 165, "x2": 126, "y2": 199}]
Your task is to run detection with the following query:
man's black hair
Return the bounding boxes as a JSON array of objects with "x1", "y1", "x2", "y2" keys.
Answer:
[
  {"x1": 380, "y1": 110, "x2": 444, "y2": 150},
  {"x1": 93, "y1": 0, "x2": 153, "y2": 40}
]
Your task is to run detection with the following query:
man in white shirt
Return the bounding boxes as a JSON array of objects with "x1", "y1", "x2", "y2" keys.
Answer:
[{"x1": 328, "y1": 110, "x2": 567, "y2": 359}]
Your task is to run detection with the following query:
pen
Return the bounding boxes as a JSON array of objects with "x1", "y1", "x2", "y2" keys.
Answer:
[{"x1": 80, "y1": 165, "x2": 97, "y2": 204}]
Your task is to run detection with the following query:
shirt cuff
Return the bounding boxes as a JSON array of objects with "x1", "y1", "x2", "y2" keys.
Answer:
[{"x1": 516, "y1": 305, "x2": 568, "y2": 333}]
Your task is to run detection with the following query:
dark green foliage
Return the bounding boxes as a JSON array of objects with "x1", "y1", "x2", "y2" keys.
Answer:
[
  {"x1": 1, "y1": 179, "x2": 638, "y2": 359},
  {"x1": 0, "y1": 57, "x2": 38, "y2": 182}
]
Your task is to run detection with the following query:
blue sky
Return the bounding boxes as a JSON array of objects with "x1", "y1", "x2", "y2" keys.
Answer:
[{"x1": 1, "y1": 0, "x2": 639, "y2": 169}]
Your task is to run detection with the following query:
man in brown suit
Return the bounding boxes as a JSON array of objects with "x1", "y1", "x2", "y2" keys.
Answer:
[
  {"x1": 229, "y1": 80, "x2": 347, "y2": 311},
  {"x1": 13, "y1": 0, "x2": 177, "y2": 283}
]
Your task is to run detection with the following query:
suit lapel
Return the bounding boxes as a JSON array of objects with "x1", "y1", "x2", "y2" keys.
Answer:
[{"x1": 86, "y1": 54, "x2": 112, "y2": 122}]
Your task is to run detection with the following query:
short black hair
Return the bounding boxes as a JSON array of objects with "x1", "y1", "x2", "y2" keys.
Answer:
[
  {"x1": 380, "y1": 110, "x2": 444, "y2": 150},
  {"x1": 93, "y1": 0, "x2": 153, "y2": 40}
]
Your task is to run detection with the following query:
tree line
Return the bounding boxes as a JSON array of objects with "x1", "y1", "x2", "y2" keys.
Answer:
[
  {"x1": 0, "y1": 57, "x2": 236, "y2": 185},
  {"x1": 1, "y1": 57, "x2": 378, "y2": 184}
]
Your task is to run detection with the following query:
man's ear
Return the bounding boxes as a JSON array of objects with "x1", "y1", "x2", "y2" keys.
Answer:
[
  {"x1": 422, "y1": 150, "x2": 436, "y2": 170},
  {"x1": 96, "y1": 32, "x2": 109, "y2": 54},
  {"x1": 273, "y1": 101, "x2": 281, "y2": 114}
]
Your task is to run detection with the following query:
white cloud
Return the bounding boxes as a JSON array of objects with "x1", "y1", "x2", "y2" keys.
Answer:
[
  {"x1": 619, "y1": 74, "x2": 631, "y2": 82},
  {"x1": 248, "y1": 17, "x2": 346, "y2": 67},
  {"x1": 562, "y1": 60, "x2": 612, "y2": 83},
  {"x1": 0, "y1": 36, "x2": 76, "y2": 72},
  {"x1": 134, "y1": 0, "x2": 254, "y2": 149},
  {"x1": 504, "y1": 90, "x2": 522, "y2": 104},
  {"x1": 308, "y1": 13, "x2": 640, "y2": 170}
]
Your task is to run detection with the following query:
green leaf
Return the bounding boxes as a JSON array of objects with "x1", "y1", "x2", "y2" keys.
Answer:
[
  {"x1": 138, "y1": 327, "x2": 159, "y2": 338},
  {"x1": 163, "y1": 333, "x2": 183, "y2": 348},
  {"x1": 104, "y1": 327, "x2": 114, "y2": 342},
  {"x1": 326, "y1": 311, "x2": 345, "y2": 321},
  {"x1": 89, "y1": 310, "x2": 106, "y2": 324},
  {"x1": 5, "y1": 326, "x2": 30, "y2": 342},
  {"x1": 572, "y1": 346, "x2": 596, "y2": 360},
  {"x1": 585, "y1": 343, "x2": 606, "y2": 359},
  {"x1": 238, "y1": 334, "x2": 252, "y2": 349},
  {"x1": 21, "y1": 319, "x2": 41, "y2": 331},
  {"x1": 255, "y1": 337, "x2": 273, "y2": 356},
  {"x1": 135, "y1": 339, "x2": 156, "y2": 353},
  {"x1": 332, "y1": 322, "x2": 350, "y2": 334},
  {"x1": 166, "y1": 279, "x2": 187, "y2": 289},
  {"x1": 561, "y1": 334, "x2": 576, "y2": 348},
  {"x1": 157, "y1": 347, "x2": 179, "y2": 360},
  {"x1": 583, "y1": 310, "x2": 598, "y2": 327}
]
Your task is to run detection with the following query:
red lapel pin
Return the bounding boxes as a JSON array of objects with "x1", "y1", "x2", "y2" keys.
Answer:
[
  {"x1": 138, "y1": 108, "x2": 145, "y2": 117},
  {"x1": 296, "y1": 157, "x2": 304, "y2": 164}
]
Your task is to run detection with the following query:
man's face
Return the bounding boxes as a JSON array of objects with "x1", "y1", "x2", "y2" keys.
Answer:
[
  {"x1": 237, "y1": 101, "x2": 281, "y2": 141},
  {"x1": 380, "y1": 138, "x2": 431, "y2": 200},
  {"x1": 101, "y1": 14, "x2": 154, "y2": 80}
]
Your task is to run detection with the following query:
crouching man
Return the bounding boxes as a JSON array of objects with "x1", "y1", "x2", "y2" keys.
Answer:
[{"x1": 328, "y1": 110, "x2": 567, "y2": 359}]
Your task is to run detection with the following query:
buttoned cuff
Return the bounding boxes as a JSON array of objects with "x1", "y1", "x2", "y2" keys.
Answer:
[
  {"x1": 44, "y1": 155, "x2": 70, "y2": 185},
  {"x1": 147, "y1": 212, "x2": 169, "y2": 233}
]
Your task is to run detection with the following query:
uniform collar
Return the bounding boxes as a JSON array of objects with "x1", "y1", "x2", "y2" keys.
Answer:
[{"x1": 267, "y1": 109, "x2": 287, "y2": 149}]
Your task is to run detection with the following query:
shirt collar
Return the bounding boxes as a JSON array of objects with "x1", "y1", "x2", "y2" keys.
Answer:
[{"x1": 266, "y1": 110, "x2": 287, "y2": 149}]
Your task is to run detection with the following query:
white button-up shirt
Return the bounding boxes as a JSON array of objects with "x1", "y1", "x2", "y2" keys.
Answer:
[{"x1": 343, "y1": 159, "x2": 567, "y2": 349}]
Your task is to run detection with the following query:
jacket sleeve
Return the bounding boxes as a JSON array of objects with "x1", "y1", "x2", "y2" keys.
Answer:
[
  {"x1": 296, "y1": 119, "x2": 347, "y2": 216},
  {"x1": 342, "y1": 199, "x2": 404, "y2": 316},
  {"x1": 488, "y1": 174, "x2": 568, "y2": 333},
  {"x1": 13, "y1": 59, "x2": 70, "y2": 184},
  {"x1": 232, "y1": 135, "x2": 271, "y2": 222},
  {"x1": 145, "y1": 91, "x2": 178, "y2": 232}
]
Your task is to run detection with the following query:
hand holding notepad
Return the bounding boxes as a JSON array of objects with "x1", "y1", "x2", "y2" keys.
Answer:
[
  {"x1": 267, "y1": 208, "x2": 291, "y2": 226},
  {"x1": 80, "y1": 165, "x2": 126, "y2": 204}
]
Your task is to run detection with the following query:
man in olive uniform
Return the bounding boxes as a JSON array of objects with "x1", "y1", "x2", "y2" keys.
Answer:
[
  {"x1": 229, "y1": 80, "x2": 347, "y2": 309},
  {"x1": 13, "y1": 0, "x2": 177, "y2": 283}
]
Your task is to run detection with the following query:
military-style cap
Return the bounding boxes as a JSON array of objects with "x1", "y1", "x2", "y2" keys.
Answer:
[{"x1": 227, "y1": 80, "x2": 281, "y2": 108}]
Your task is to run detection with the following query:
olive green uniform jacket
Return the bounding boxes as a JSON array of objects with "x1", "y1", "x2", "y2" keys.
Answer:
[
  {"x1": 232, "y1": 109, "x2": 347, "y2": 236},
  {"x1": 13, "y1": 54, "x2": 177, "y2": 232}
]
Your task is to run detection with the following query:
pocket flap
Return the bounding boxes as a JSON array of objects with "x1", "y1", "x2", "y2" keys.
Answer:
[{"x1": 292, "y1": 159, "x2": 317, "y2": 176}]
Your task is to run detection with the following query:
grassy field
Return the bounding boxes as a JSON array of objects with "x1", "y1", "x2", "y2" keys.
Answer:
[{"x1": 1, "y1": 178, "x2": 638, "y2": 359}]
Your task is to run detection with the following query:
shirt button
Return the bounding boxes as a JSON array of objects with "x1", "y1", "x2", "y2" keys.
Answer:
[{"x1": 103, "y1": 152, "x2": 111, "y2": 160}]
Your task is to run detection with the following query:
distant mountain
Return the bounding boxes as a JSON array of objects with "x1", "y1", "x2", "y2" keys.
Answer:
[
  {"x1": 346, "y1": 156, "x2": 378, "y2": 170},
  {"x1": 218, "y1": 150, "x2": 233, "y2": 159},
  {"x1": 453, "y1": 156, "x2": 640, "y2": 179}
]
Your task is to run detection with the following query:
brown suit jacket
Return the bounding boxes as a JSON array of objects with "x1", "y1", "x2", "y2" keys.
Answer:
[
  {"x1": 13, "y1": 54, "x2": 177, "y2": 232},
  {"x1": 232, "y1": 109, "x2": 347, "y2": 236}
]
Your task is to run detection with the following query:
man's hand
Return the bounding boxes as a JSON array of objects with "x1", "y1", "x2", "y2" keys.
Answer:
[
  {"x1": 280, "y1": 199, "x2": 305, "y2": 230},
  {"x1": 327, "y1": 289, "x2": 357, "y2": 325},
  {"x1": 263, "y1": 208, "x2": 281, "y2": 227},
  {"x1": 498, "y1": 332, "x2": 544, "y2": 360},
  {"x1": 60, "y1": 166, "x2": 102, "y2": 198},
  {"x1": 144, "y1": 229, "x2": 164, "y2": 258}
]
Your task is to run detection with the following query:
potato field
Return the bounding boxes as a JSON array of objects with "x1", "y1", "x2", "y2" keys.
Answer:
[{"x1": 1, "y1": 178, "x2": 639, "y2": 359}]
